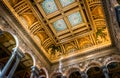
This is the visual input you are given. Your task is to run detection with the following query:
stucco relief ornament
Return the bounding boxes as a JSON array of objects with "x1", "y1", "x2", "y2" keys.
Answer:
[
  {"x1": 48, "y1": 44, "x2": 62, "y2": 59},
  {"x1": 35, "y1": 57, "x2": 42, "y2": 68},
  {"x1": 19, "y1": 43, "x2": 27, "y2": 51},
  {"x1": 0, "y1": 16, "x2": 8, "y2": 28}
]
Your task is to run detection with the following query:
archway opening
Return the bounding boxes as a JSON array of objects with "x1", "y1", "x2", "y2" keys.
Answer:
[
  {"x1": 69, "y1": 71, "x2": 81, "y2": 78},
  {"x1": 13, "y1": 54, "x2": 33, "y2": 78},
  {"x1": 51, "y1": 73, "x2": 62, "y2": 78},
  {"x1": 107, "y1": 62, "x2": 120, "y2": 78},
  {"x1": 39, "y1": 69, "x2": 46, "y2": 78},
  {"x1": 0, "y1": 31, "x2": 16, "y2": 76},
  {"x1": 87, "y1": 67, "x2": 105, "y2": 78},
  {"x1": 55, "y1": 74, "x2": 62, "y2": 78}
]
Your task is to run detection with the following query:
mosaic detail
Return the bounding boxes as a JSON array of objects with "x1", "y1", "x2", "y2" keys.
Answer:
[
  {"x1": 68, "y1": 12, "x2": 83, "y2": 26},
  {"x1": 41, "y1": 0, "x2": 58, "y2": 14},
  {"x1": 53, "y1": 19, "x2": 67, "y2": 32},
  {"x1": 59, "y1": 0, "x2": 75, "y2": 7}
]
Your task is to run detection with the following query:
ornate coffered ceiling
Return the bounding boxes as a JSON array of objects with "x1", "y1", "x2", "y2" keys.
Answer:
[{"x1": 2, "y1": 0, "x2": 111, "y2": 63}]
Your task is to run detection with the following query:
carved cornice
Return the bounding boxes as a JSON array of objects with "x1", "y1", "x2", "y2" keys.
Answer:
[
  {"x1": 50, "y1": 46, "x2": 118, "y2": 73},
  {"x1": 52, "y1": 44, "x2": 114, "y2": 65},
  {"x1": 50, "y1": 53, "x2": 120, "y2": 77}
]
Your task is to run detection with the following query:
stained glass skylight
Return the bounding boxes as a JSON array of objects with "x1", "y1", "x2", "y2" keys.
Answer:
[
  {"x1": 68, "y1": 12, "x2": 83, "y2": 26},
  {"x1": 53, "y1": 19, "x2": 67, "y2": 32},
  {"x1": 59, "y1": 0, "x2": 75, "y2": 7},
  {"x1": 41, "y1": 0, "x2": 58, "y2": 14}
]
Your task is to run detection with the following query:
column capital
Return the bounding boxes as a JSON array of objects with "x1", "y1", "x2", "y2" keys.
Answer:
[
  {"x1": 102, "y1": 66, "x2": 109, "y2": 78},
  {"x1": 31, "y1": 66, "x2": 40, "y2": 76},
  {"x1": 102, "y1": 66, "x2": 109, "y2": 73},
  {"x1": 80, "y1": 72, "x2": 88, "y2": 78},
  {"x1": 16, "y1": 50, "x2": 24, "y2": 59}
]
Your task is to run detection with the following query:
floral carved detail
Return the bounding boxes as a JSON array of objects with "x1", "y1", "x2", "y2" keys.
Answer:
[{"x1": 48, "y1": 44, "x2": 62, "y2": 59}]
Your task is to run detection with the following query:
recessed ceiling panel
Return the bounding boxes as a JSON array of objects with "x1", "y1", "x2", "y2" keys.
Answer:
[
  {"x1": 59, "y1": 0, "x2": 75, "y2": 7},
  {"x1": 53, "y1": 19, "x2": 67, "y2": 32},
  {"x1": 41, "y1": 0, "x2": 58, "y2": 14},
  {"x1": 68, "y1": 11, "x2": 83, "y2": 26}
]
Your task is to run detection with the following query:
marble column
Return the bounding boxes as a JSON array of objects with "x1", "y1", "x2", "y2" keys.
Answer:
[
  {"x1": 30, "y1": 72, "x2": 34, "y2": 78},
  {"x1": 81, "y1": 72, "x2": 88, "y2": 78},
  {"x1": 7, "y1": 51, "x2": 24, "y2": 78},
  {"x1": 0, "y1": 50, "x2": 17, "y2": 78},
  {"x1": 102, "y1": 66, "x2": 109, "y2": 78},
  {"x1": 30, "y1": 66, "x2": 40, "y2": 78}
]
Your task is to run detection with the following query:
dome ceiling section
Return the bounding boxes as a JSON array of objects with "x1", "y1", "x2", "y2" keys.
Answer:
[{"x1": 35, "y1": 0, "x2": 91, "y2": 43}]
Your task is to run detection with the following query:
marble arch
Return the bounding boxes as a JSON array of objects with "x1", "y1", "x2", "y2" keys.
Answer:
[
  {"x1": 85, "y1": 60, "x2": 102, "y2": 72},
  {"x1": 50, "y1": 72, "x2": 62, "y2": 78},
  {"x1": 103, "y1": 55, "x2": 120, "y2": 66},
  {"x1": 40, "y1": 67, "x2": 49, "y2": 78},
  {"x1": 64, "y1": 66, "x2": 81, "y2": 78},
  {"x1": 0, "y1": 24, "x2": 37, "y2": 66},
  {"x1": 0, "y1": 28, "x2": 18, "y2": 52}
]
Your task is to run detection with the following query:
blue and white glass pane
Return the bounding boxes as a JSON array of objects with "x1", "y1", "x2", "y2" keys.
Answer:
[
  {"x1": 59, "y1": 0, "x2": 75, "y2": 7},
  {"x1": 68, "y1": 12, "x2": 83, "y2": 26},
  {"x1": 53, "y1": 19, "x2": 67, "y2": 32},
  {"x1": 41, "y1": 0, "x2": 58, "y2": 14}
]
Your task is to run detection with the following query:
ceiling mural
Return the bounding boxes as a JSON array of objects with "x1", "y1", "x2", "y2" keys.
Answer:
[
  {"x1": 59, "y1": 0, "x2": 75, "y2": 7},
  {"x1": 53, "y1": 19, "x2": 67, "y2": 32},
  {"x1": 4, "y1": 0, "x2": 111, "y2": 63},
  {"x1": 68, "y1": 11, "x2": 83, "y2": 26},
  {"x1": 41, "y1": 0, "x2": 58, "y2": 14}
]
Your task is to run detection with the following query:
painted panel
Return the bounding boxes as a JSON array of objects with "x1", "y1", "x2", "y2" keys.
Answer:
[
  {"x1": 68, "y1": 12, "x2": 83, "y2": 26},
  {"x1": 41, "y1": 0, "x2": 58, "y2": 14},
  {"x1": 53, "y1": 19, "x2": 67, "y2": 32},
  {"x1": 59, "y1": 0, "x2": 75, "y2": 7}
]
